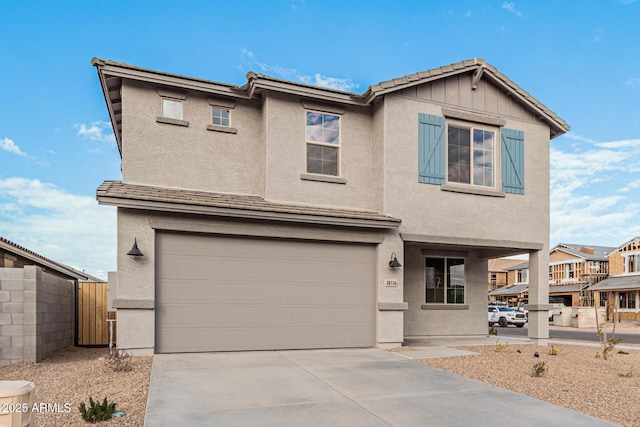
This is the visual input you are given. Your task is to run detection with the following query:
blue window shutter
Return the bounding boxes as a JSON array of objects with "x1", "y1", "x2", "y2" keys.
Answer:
[
  {"x1": 501, "y1": 129, "x2": 525, "y2": 194},
  {"x1": 418, "y1": 113, "x2": 445, "y2": 185}
]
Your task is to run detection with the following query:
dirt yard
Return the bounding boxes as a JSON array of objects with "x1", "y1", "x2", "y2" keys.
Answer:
[
  {"x1": 0, "y1": 347, "x2": 152, "y2": 426},
  {"x1": 2, "y1": 333, "x2": 640, "y2": 426},
  {"x1": 422, "y1": 341, "x2": 640, "y2": 427}
]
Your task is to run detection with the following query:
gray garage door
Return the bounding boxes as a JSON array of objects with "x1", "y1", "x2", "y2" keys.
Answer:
[{"x1": 155, "y1": 232, "x2": 376, "y2": 353}]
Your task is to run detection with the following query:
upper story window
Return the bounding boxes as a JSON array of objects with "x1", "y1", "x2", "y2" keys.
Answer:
[
  {"x1": 418, "y1": 112, "x2": 524, "y2": 195},
  {"x1": 306, "y1": 111, "x2": 340, "y2": 176},
  {"x1": 626, "y1": 254, "x2": 638, "y2": 274},
  {"x1": 162, "y1": 98, "x2": 183, "y2": 120},
  {"x1": 212, "y1": 107, "x2": 230, "y2": 127},
  {"x1": 425, "y1": 257, "x2": 465, "y2": 304},
  {"x1": 567, "y1": 263, "x2": 575, "y2": 278},
  {"x1": 447, "y1": 125, "x2": 495, "y2": 187}
]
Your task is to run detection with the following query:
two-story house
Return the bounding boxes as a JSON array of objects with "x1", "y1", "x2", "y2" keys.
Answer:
[
  {"x1": 489, "y1": 244, "x2": 614, "y2": 307},
  {"x1": 93, "y1": 58, "x2": 568, "y2": 354},
  {"x1": 591, "y1": 236, "x2": 640, "y2": 320}
]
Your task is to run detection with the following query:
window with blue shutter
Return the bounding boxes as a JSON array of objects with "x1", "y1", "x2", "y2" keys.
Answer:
[
  {"x1": 418, "y1": 113, "x2": 445, "y2": 185},
  {"x1": 501, "y1": 129, "x2": 525, "y2": 194}
]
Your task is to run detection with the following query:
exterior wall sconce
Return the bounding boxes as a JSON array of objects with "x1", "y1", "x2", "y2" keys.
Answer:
[
  {"x1": 126, "y1": 238, "x2": 144, "y2": 257},
  {"x1": 389, "y1": 252, "x2": 402, "y2": 269}
]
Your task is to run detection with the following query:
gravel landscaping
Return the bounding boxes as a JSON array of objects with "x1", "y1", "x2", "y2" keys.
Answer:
[
  {"x1": 0, "y1": 347, "x2": 152, "y2": 426},
  {"x1": 422, "y1": 341, "x2": 640, "y2": 427},
  {"x1": 2, "y1": 330, "x2": 639, "y2": 426}
]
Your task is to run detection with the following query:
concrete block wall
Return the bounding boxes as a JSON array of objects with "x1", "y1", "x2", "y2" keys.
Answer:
[
  {"x1": 0, "y1": 266, "x2": 74, "y2": 365},
  {"x1": 35, "y1": 268, "x2": 74, "y2": 361}
]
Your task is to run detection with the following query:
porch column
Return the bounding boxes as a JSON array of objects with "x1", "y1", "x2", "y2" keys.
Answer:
[{"x1": 527, "y1": 248, "x2": 551, "y2": 344}]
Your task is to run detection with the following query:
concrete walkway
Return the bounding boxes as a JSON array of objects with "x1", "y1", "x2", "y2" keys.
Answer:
[{"x1": 144, "y1": 346, "x2": 616, "y2": 426}]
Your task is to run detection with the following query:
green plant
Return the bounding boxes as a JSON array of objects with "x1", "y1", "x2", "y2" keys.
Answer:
[
  {"x1": 488, "y1": 326, "x2": 498, "y2": 336},
  {"x1": 548, "y1": 345, "x2": 560, "y2": 356},
  {"x1": 78, "y1": 397, "x2": 117, "y2": 423},
  {"x1": 105, "y1": 348, "x2": 132, "y2": 372},
  {"x1": 601, "y1": 337, "x2": 622, "y2": 360},
  {"x1": 531, "y1": 361, "x2": 548, "y2": 377},
  {"x1": 495, "y1": 340, "x2": 507, "y2": 352}
]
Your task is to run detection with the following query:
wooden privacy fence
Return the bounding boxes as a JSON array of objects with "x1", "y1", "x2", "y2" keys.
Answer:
[{"x1": 77, "y1": 282, "x2": 116, "y2": 346}]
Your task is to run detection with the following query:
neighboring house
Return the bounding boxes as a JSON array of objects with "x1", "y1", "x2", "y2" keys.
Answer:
[
  {"x1": 93, "y1": 57, "x2": 569, "y2": 354},
  {"x1": 487, "y1": 258, "x2": 523, "y2": 292},
  {"x1": 591, "y1": 236, "x2": 640, "y2": 321},
  {"x1": 488, "y1": 260, "x2": 529, "y2": 303},
  {"x1": 492, "y1": 243, "x2": 615, "y2": 307},
  {"x1": 0, "y1": 236, "x2": 90, "y2": 365}
]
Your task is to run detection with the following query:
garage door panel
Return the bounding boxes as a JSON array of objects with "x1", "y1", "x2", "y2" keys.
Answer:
[
  {"x1": 158, "y1": 281, "x2": 371, "y2": 305},
  {"x1": 156, "y1": 233, "x2": 376, "y2": 353}
]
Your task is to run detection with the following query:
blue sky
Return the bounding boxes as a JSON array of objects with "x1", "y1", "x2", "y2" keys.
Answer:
[{"x1": 1, "y1": 1, "x2": 639, "y2": 278}]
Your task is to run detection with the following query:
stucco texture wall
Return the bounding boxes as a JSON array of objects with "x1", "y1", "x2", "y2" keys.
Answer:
[
  {"x1": 121, "y1": 81, "x2": 264, "y2": 196},
  {"x1": 380, "y1": 89, "x2": 551, "y2": 246}
]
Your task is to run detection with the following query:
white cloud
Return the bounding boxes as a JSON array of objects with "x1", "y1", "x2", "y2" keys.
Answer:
[
  {"x1": 0, "y1": 137, "x2": 26, "y2": 156},
  {"x1": 0, "y1": 178, "x2": 116, "y2": 279},
  {"x1": 241, "y1": 48, "x2": 358, "y2": 92},
  {"x1": 299, "y1": 74, "x2": 357, "y2": 92},
  {"x1": 550, "y1": 137, "x2": 640, "y2": 246},
  {"x1": 593, "y1": 29, "x2": 605, "y2": 43},
  {"x1": 75, "y1": 121, "x2": 116, "y2": 144},
  {"x1": 627, "y1": 78, "x2": 640, "y2": 88},
  {"x1": 502, "y1": 2, "x2": 523, "y2": 17}
]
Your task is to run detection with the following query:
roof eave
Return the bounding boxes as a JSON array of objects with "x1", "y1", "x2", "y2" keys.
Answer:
[{"x1": 96, "y1": 194, "x2": 400, "y2": 230}]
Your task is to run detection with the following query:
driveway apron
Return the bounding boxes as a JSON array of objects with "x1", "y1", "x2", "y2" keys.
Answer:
[{"x1": 144, "y1": 348, "x2": 616, "y2": 426}]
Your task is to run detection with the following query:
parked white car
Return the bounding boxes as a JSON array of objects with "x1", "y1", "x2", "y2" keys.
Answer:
[
  {"x1": 488, "y1": 306, "x2": 526, "y2": 327},
  {"x1": 517, "y1": 303, "x2": 556, "y2": 321}
]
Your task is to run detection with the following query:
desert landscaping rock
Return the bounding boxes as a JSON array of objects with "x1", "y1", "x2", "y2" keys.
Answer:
[
  {"x1": 0, "y1": 346, "x2": 151, "y2": 426},
  {"x1": 422, "y1": 343, "x2": 640, "y2": 427}
]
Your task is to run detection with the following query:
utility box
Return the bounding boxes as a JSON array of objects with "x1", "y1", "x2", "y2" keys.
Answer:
[{"x1": 0, "y1": 381, "x2": 35, "y2": 427}]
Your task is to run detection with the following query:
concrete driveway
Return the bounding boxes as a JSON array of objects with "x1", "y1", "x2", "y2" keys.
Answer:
[{"x1": 144, "y1": 348, "x2": 615, "y2": 426}]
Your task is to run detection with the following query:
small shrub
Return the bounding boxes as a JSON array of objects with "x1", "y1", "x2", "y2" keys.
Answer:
[
  {"x1": 495, "y1": 340, "x2": 507, "y2": 352},
  {"x1": 601, "y1": 338, "x2": 622, "y2": 360},
  {"x1": 531, "y1": 361, "x2": 548, "y2": 377},
  {"x1": 105, "y1": 348, "x2": 132, "y2": 372},
  {"x1": 78, "y1": 397, "x2": 117, "y2": 423},
  {"x1": 488, "y1": 326, "x2": 498, "y2": 336},
  {"x1": 548, "y1": 345, "x2": 560, "y2": 356}
]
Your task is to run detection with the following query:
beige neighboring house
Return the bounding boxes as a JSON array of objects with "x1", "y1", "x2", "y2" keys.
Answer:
[
  {"x1": 487, "y1": 258, "x2": 524, "y2": 292},
  {"x1": 93, "y1": 57, "x2": 569, "y2": 355},
  {"x1": 490, "y1": 244, "x2": 615, "y2": 307},
  {"x1": 591, "y1": 236, "x2": 640, "y2": 321}
]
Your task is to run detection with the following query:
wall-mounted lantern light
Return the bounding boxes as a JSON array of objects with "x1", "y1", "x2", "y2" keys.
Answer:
[
  {"x1": 389, "y1": 252, "x2": 402, "y2": 269},
  {"x1": 126, "y1": 238, "x2": 144, "y2": 257}
]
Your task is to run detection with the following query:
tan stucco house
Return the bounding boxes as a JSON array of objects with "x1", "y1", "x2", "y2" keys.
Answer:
[{"x1": 93, "y1": 57, "x2": 569, "y2": 354}]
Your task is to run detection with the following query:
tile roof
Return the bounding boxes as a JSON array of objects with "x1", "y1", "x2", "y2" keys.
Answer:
[
  {"x1": 0, "y1": 236, "x2": 89, "y2": 280},
  {"x1": 364, "y1": 58, "x2": 569, "y2": 136},
  {"x1": 97, "y1": 181, "x2": 401, "y2": 226}
]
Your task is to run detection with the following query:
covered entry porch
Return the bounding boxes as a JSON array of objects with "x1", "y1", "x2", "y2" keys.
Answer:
[{"x1": 400, "y1": 234, "x2": 551, "y2": 343}]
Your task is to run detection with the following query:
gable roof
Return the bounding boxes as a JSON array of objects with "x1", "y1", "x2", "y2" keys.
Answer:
[
  {"x1": 608, "y1": 236, "x2": 640, "y2": 256},
  {"x1": 488, "y1": 258, "x2": 526, "y2": 272},
  {"x1": 551, "y1": 243, "x2": 615, "y2": 262},
  {"x1": 0, "y1": 236, "x2": 91, "y2": 281},
  {"x1": 363, "y1": 58, "x2": 569, "y2": 138},
  {"x1": 93, "y1": 57, "x2": 570, "y2": 154}
]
